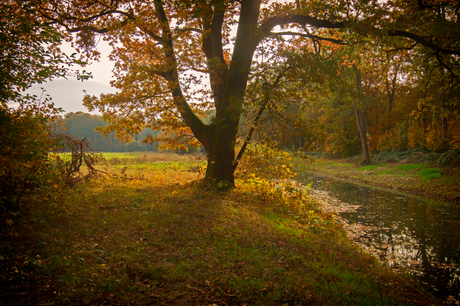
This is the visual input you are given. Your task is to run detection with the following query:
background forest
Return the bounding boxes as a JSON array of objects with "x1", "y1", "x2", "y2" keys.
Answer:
[
  {"x1": 241, "y1": 39, "x2": 460, "y2": 164},
  {"x1": 54, "y1": 111, "x2": 214, "y2": 153},
  {"x1": 55, "y1": 112, "x2": 160, "y2": 152}
]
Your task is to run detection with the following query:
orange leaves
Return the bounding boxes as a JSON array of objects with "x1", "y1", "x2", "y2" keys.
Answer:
[{"x1": 223, "y1": 51, "x2": 231, "y2": 66}]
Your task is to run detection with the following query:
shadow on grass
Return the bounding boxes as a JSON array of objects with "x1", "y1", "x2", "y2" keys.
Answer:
[{"x1": 1, "y1": 173, "x2": 441, "y2": 305}]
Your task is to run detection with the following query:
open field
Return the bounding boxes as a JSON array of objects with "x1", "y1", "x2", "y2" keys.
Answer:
[
  {"x1": 1, "y1": 153, "x2": 440, "y2": 305},
  {"x1": 55, "y1": 151, "x2": 205, "y2": 165}
]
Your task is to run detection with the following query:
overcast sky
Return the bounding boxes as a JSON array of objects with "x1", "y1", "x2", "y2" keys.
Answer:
[{"x1": 27, "y1": 39, "x2": 116, "y2": 114}]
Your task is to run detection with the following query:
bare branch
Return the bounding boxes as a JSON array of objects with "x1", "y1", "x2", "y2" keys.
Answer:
[
  {"x1": 234, "y1": 64, "x2": 294, "y2": 168},
  {"x1": 388, "y1": 30, "x2": 460, "y2": 56},
  {"x1": 386, "y1": 42, "x2": 419, "y2": 55},
  {"x1": 270, "y1": 31, "x2": 347, "y2": 45},
  {"x1": 42, "y1": 8, "x2": 133, "y2": 34},
  {"x1": 260, "y1": 13, "x2": 459, "y2": 57},
  {"x1": 174, "y1": 27, "x2": 202, "y2": 34},
  {"x1": 261, "y1": 15, "x2": 346, "y2": 36}
]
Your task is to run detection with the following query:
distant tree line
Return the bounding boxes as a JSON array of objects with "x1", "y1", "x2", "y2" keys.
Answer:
[{"x1": 55, "y1": 112, "x2": 160, "y2": 152}]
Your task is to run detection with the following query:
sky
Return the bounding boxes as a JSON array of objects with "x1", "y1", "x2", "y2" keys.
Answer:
[
  {"x1": 27, "y1": 1, "x2": 289, "y2": 115},
  {"x1": 26, "y1": 39, "x2": 116, "y2": 114}
]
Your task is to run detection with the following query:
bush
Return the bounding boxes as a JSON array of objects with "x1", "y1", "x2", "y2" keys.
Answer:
[
  {"x1": 237, "y1": 143, "x2": 315, "y2": 218},
  {"x1": 0, "y1": 106, "x2": 103, "y2": 212},
  {"x1": 51, "y1": 134, "x2": 105, "y2": 187},
  {"x1": 0, "y1": 107, "x2": 51, "y2": 211},
  {"x1": 236, "y1": 142, "x2": 297, "y2": 181},
  {"x1": 437, "y1": 149, "x2": 460, "y2": 167},
  {"x1": 372, "y1": 150, "x2": 412, "y2": 163}
]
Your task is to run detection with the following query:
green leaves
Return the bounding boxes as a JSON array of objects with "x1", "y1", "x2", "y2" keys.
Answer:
[{"x1": 0, "y1": 1, "x2": 90, "y2": 106}]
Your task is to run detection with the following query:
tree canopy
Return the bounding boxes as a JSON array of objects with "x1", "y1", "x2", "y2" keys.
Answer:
[
  {"x1": 36, "y1": 0, "x2": 460, "y2": 186},
  {"x1": 1, "y1": 0, "x2": 91, "y2": 107}
]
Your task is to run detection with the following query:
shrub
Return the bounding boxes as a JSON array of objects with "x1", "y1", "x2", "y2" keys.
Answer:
[
  {"x1": 372, "y1": 150, "x2": 414, "y2": 163},
  {"x1": 0, "y1": 107, "x2": 52, "y2": 211},
  {"x1": 236, "y1": 142, "x2": 297, "y2": 181},
  {"x1": 437, "y1": 149, "x2": 460, "y2": 167},
  {"x1": 236, "y1": 143, "x2": 316, "y2": 218},
  {"x1": 51, "y1": 134, "x2": 105, "y2": 187},
  {"x1": 0, "y1": 106, "x2": 104, "y2": 212}
]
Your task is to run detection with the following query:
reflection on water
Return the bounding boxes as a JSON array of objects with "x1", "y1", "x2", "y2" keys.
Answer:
[{"x1": 303, "y1": 174, "x2": 460, "y2": 301}]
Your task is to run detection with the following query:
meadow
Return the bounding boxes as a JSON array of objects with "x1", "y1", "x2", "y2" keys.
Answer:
[{"x1": 1, "y1": 152, "x2": 440, "y2": 305}]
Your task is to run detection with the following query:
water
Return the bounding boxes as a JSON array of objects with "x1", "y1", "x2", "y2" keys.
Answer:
[{"x1": 302, "y1": 174, "x2": 460, "y2": 301}]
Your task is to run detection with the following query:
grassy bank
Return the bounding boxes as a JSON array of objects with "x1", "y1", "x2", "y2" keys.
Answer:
[
  {"x1": 1, "y1": 153, "x2": 440, "y2": 305},
  {"x1": 293, "y1": 156, "x2": 460, "y2": 205}
]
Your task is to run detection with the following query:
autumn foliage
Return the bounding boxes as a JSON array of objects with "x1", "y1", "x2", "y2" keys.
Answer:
[
  {"x1": 0, "y1": 0, "x2": 95, "y2": 211},
  {"x1": 21, "y1": 0, "x2": 455, "y2": 184}
]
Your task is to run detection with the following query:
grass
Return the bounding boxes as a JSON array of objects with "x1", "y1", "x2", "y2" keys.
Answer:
[
  {"x1": 417, "y1": 168, "x2": 442, "y2": 179},
  {"x1": 331, "y1": 162, "x2": 354, "y2": 167},
  {"x1": 101, "y1": 152, "x2": 203, "y2": 166},
  {"x1": 1, "y1": 153, "x2": 439, "y2": 305},
  {"x1": 294, "y1": 156, "x2": 460, "y2": 204},
  {"x1": 397, "y1": 164, "x2": 425, "y2": 171},
  {"x1": 356, "y1": 165, "x2": 382, "y2": 171}
]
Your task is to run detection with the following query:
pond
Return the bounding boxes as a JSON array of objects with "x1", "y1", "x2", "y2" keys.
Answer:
[{"x1": 301, "y1": 174, "x2": 460, "y2": 301}]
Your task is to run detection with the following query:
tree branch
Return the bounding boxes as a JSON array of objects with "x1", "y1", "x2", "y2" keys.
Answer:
[
  {"x1": 41, "y1": 8, "x2": 134, "y2": 34},
  {"x1": 388, "y1": 29, "x2": 460, "y2": 56},
  {"x1": 269, "y1": 31, "x2": 347, "y2": 45},
  {"x1": 386, "y1": 42, "x2": 419, "y2": 55},
  {"x1": 234, "y1": 97, "x2": 269, "y2": 167},
  {"x1": 261, "y1": 15, "x2": 346, "y2": 36},
  {"x1": 153, "y1": 0, "x2": 211, "y2": 150},
  {"x1": 234, "y1": 65, "x2": 293, "y2": 169},
  {"x1": 200, "y1": 1, "x2": 229, "y2": 113},
  {"x1": 261, "y1": 13, "x2": 459, "y2": 56}
]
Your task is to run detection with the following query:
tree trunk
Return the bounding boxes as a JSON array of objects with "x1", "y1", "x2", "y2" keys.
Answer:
[
  {"x1": 385, "y1": 64, "x2": 399, "y2": 131},
  {"x1": 352, "y1": 64, "x2": 371, "y2": 164},
  {"x1": 353, "y1": 102, "x2": 371, "y2": 164},
  {"x1": 205, "y1": 120, "x2": 239, "y2": 186},
  {"x1": 441, "y1": 93, "x2": 448, "y2": 151},
  {"x1": 204, "y1": 0, "x2": 262, "y2": 187}
]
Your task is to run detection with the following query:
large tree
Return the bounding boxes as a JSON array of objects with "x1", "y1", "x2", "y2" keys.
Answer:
[{"x1": 38, "y1": 0, "x2": 460, "y2": 186}]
